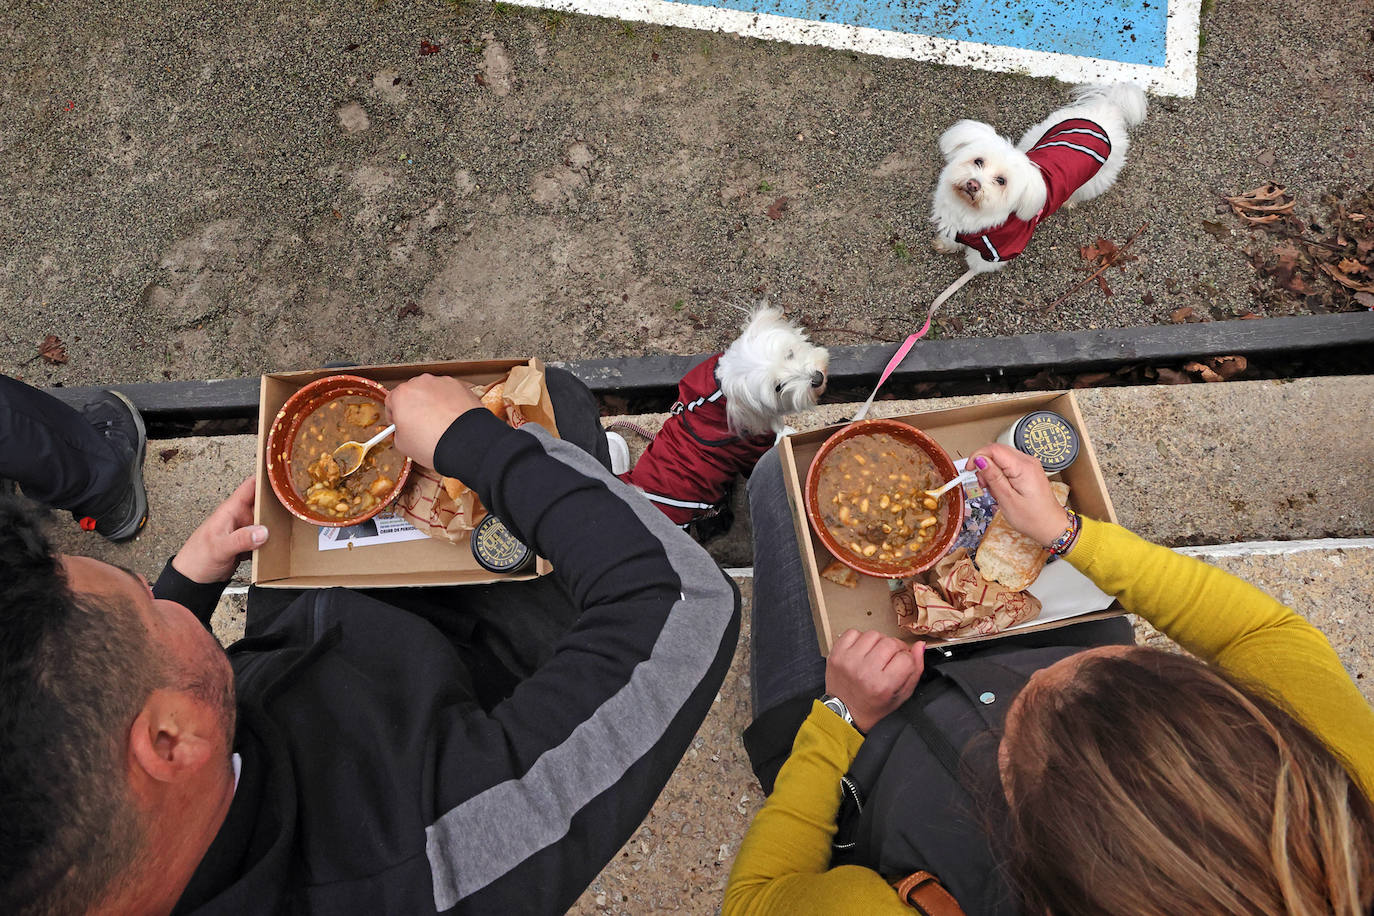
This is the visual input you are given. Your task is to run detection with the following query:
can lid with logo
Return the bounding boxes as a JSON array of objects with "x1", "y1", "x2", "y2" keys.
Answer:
[
  {"x1": 997, "y1": 410, "x2": 1080, "y2": 473},
  {"x1": 471, "y1": 514, "x2": 535, "y2": 574}
]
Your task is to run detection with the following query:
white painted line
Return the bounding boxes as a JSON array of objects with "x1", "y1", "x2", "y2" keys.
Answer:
[
  {"x1": 511, "y1": 0, "x2": 1200, "y2": 96},
  {"x1": 1175, "y1": 538, "x2": 1374, "y2": 559}
]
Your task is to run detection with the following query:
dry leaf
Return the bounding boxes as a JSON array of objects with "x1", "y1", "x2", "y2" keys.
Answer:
[
  {"x1": 1225, "y1": 183, "x2": 1296, "y2": 215},
  {"x1": 1318, "y1": 262, "x2": 1374, "y2": 293},
  {"x1": 397, "y1": 303, "x2": 423, "y2": 319},
  {"x1": 1184, "y1": 360, "x2": 1224, "y2": 383},
  {"x1": 1337, "y1": 257, "x2": 1369, "y2": 276},
  {"x1": 1257, "y1": 149, "x2": 1276, "y2": 168},
  {"x1": 1355, "y1": 292, "x2": 1374, "y2": 309},
  {"x1": 766, "y1": 196, "x2": 790, "y2": 220},
  {"x1": 1207, "y1": 355, "x2": 1248, "y2": 380},
  {"x1": 1202, "y1": 220, "x2": 1231, "y2": 240},
  {"x1": 1169, "y1": 306, "x2": 1196, "y2": 323},
  {"x1": 1156, "y1": 367, "x2": 1192, "y2": 385},
  {"x1": 38, "y1": 334, "x2": 68, "y2": 365}
]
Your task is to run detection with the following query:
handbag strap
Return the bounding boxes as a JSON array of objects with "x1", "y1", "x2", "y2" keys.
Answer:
[{"x1": 892, "y1": 870, "x2": 968, "y2": 916}]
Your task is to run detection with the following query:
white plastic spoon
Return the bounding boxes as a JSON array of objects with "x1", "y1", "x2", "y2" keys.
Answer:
[
  {"x1": 332, "y1": 424, "x2": 396, "y2": 478},
  {"x1": 924, "y1": 468, "x2": 978, "y2": 501}
]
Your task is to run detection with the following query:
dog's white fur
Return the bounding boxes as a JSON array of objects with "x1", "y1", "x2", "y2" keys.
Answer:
[
  {"x1": 716, "y1": 306, "x2": 829, "y2": 437},
  {"x1": 931, "y1": 83, "x2": 1148, "y2": 273}
]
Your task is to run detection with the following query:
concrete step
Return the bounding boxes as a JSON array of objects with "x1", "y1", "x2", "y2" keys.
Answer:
[{"x1": 607, "y1": 375, "x2": 1374, "y2": 566}]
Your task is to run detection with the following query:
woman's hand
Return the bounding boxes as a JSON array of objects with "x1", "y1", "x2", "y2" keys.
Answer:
[
  {"x1": 968, "y1": 443, "x2": 1068, "y2": 546},
  {"x1": 384, "y1": 374, "x2": 484, "y2": 470},
  {"x1": 824, "y1": 629, "x2": 926, "y2": 733},
  {"x1": 172, "y1": 477, "x2": 268, "y2": 584}
]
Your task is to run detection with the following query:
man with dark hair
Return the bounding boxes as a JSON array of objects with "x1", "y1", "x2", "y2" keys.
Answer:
[
  {"x1": 0, "y1": 374, "x2": 148, "y2": 540},
  {"x1": 0, "y1": 368, "x2": 740, "y2": 915}
]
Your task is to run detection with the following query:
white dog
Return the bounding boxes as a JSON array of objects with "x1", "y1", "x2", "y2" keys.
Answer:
[
  {"x1": 615, "y1": 306, "x2": 828, "y2": 531},
  {"x1": 931, "y1": 83, "x2": 1148, "y2": 273}
]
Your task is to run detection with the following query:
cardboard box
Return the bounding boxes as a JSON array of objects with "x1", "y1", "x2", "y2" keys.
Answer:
[
  {"x1": 251, "y1": 359, "x2": 554, "y2": 589},
  {"x1": 779, "y1": 391, "x2": 1123, "y2": 654}
]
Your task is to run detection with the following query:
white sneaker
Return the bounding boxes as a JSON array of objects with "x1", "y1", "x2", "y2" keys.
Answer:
[{"x1": 605, "y1": 431, "x2": 631, "y2": 475}]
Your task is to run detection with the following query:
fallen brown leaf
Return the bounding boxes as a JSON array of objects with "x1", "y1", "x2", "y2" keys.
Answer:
[
  {"x1": 1156, "y1": 367, "x2": 1192, "y2": 385},
  {"x1": 38, "y1": 334, "x2": 67, "y2": 365},
  {"x1": 1201, "y1": 220, "x2": 1231, "y2": 240},
  {"x1": 159, "y1": 448, "x2": 180, "y2": 463},
  {"x1": 1356, "y1": 292, "x2": 1374, "y2": 309},
  {"x1": 1169, "y1": 306, "x2": 1196, "y2": 323},
  {"x1": 1257, "y1": 149, "x2": 1276, "y2": 168},
  {"x1": 1184, "y1": 360, "x2": 1224, "y2": 382},
  {"x1": 1206, "y1": 355, "x2": 1248, "y2": 380},
  {"x1": 1318, "y1": 262, "x2": 1374, "y2": 293},
  {"x1": 397, "y1": 303, "x2": 423, "y2": 319},
  {"x1": 1337, "y1": 257, "x2": 1369, "y2": 276},
  {"x1": 766, "y1": 196, "x2": 790, "y2": 220},
  {"x1": 1225, "y1": 183, "x2": 1296, "y2": 215}
]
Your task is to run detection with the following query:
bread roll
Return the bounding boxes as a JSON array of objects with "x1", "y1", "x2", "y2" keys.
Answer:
[{"x1": 975, "y1": 482, "x2": 1070, "y2": 591}]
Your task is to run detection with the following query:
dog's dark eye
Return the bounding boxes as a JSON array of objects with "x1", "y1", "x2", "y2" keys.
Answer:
[
  {"x1": 995, "y1": 176, "x2": 1007, "y2": 186},
  {"x1": 774, "y1": 383, "x2": 783, "y2": 393},
  {"x1": 973, "y1": 158, "x2": 984, "y2": 168},
  {"x1": 787, "y1": 350, "x2": 794, "y2": 360}
]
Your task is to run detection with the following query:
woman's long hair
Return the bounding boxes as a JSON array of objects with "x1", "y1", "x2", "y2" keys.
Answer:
[{"x1": 1001, "y1": 647, "x2": 1374, "y2": 915}]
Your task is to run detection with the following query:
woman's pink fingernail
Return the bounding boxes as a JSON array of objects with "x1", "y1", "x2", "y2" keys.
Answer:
[{"x1": 974, "y1": 456, "x2": 988, "y2": 470}]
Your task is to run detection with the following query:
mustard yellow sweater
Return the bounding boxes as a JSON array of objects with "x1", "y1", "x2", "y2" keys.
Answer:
[{"x1": 723, "y1": 519, "x2": 1374, "y2": 915}]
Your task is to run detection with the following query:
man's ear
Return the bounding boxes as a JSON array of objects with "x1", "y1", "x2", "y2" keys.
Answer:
[{"x1": 129, "y1": 690, "x2": 215, "y2": 785}]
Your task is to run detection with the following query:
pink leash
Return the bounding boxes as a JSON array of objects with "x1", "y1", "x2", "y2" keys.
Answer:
[{"x1": 851, "y1": 268, "x2": 978, "y2": 422}]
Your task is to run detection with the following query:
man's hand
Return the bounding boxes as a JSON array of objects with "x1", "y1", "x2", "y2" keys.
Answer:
[
  {"x1": 384, "y1": 374, "x2": 485, "y2": 470},
  {"x1": 172, "y1": 477, "x2": 268, "y2": 584},
  {"x1": 824, "y1": 629, "x2": 926, "y2": 733},
  {"x1": 968, "y1": 443, "x2": 1067, "y2": 546}
]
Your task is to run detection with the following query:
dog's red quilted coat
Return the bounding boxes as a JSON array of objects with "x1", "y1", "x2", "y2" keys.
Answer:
[
  {"x1": 956, "y1": 117, "x2": 1112, "y2": 263},
  {"x1": 619, "y1": 353, "x2": 774, "y2": 527}
]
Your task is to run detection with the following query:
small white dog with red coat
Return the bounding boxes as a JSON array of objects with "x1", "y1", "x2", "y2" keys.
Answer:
[
  {"x1": 614, "y1": 306, "x2": 828, "y2": 534},
  {"x1": 931, "y1": 83, "x2": 1148, "y2": 274}
]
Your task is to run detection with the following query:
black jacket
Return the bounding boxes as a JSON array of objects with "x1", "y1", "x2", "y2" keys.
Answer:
[{"x1": 156, "y1": 410, "x2": 741, "y2": 914}]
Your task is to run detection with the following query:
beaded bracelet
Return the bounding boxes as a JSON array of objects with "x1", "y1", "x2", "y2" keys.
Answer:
[{"x1": 1045, "y1": 509, "x2": 1081, "y2": 557}]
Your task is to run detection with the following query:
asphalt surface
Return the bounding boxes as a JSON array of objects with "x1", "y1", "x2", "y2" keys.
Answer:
[{"x1": 3, "y1": 0, "x2": 1372, "y2": 389}]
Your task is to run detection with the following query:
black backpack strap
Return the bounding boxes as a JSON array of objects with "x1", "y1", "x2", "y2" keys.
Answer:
[{"x1": 896, "y1": 699, "x2": 966, "y2": 785}]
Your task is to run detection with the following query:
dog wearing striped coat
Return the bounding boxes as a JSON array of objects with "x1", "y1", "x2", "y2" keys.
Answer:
[
  {"x1": 619, "y1": 307, "x2": 828, "y2": 535},
  {"x1": 930, "y1": 83, "x2": 1148, "y2": 274}
]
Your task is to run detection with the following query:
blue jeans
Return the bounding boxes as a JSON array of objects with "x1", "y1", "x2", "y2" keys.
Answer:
[
  {"x1": 747, "y1": 447, "x2": 828, "y2": 718},
  {"x1": 0, "y1": 374, "x2": 125, "y2": 516}
]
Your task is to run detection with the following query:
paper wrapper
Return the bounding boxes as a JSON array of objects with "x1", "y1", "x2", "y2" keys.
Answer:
[
  {"x1": 394, "y1": 364, "x2": 560, "y2": 543},
  {"x1": 892, "y1": 548, "x2": 1043, "y2": 639}
]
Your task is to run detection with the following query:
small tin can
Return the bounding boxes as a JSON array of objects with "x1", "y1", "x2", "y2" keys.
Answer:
[
  {"x1": 471, "y1": 514, "x2": 536, "y2": 574},
  {"x1": 998, "y1": 410, "x2": 1080, "y2": 473}
]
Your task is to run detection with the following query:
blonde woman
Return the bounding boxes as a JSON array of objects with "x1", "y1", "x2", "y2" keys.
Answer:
[{"x1": 726, "y1": 443, "x2": 1374, "y2": 915}]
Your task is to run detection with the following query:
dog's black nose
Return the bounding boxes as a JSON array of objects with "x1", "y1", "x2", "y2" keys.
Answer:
[
  {"x1": 963, "y1": 178, "x2": 981, "y2": 195},
  {"x1": 810, "y1": 371, "x2": 826, "y2": 389}
]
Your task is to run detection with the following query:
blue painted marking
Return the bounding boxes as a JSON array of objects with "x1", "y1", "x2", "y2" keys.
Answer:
[{"x1": 670, "y1": 0, "x2": 1168, "y2": 66}]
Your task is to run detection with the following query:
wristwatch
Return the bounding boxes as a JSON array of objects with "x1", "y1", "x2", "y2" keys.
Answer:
[{"x1": 821, "y1": 694, "x2": 857, "y2": 729}]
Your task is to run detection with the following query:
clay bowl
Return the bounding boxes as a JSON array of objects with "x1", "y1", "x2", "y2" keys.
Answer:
[
  {"x1": 804, "y1": 418, "x2": 964, "y2": 579},
  {"x1": 265, "y1": 375, "x2": 413, "y2": 528}
]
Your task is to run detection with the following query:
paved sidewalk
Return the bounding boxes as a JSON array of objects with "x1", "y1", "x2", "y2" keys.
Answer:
[{"x1": 6, "y1": 0, "x2": 1373, "y2": 388}]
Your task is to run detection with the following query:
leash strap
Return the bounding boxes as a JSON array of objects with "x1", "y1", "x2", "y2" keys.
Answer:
[{"x1": 851, "y1": 269, "x2": 978, "y2": 423}]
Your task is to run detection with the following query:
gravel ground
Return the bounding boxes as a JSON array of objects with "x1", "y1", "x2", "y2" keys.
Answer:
[{"x1": 2, "y1": 0, "x2": 1371, "y2": 388}]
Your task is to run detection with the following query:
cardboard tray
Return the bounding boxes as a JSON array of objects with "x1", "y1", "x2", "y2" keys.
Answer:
[
  {"x1": 778, "y1": 391, "x2": 1124, "y2": 654},
  {"x1": 251, "y1": 358, "x2": 554, "y2": 589}
]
